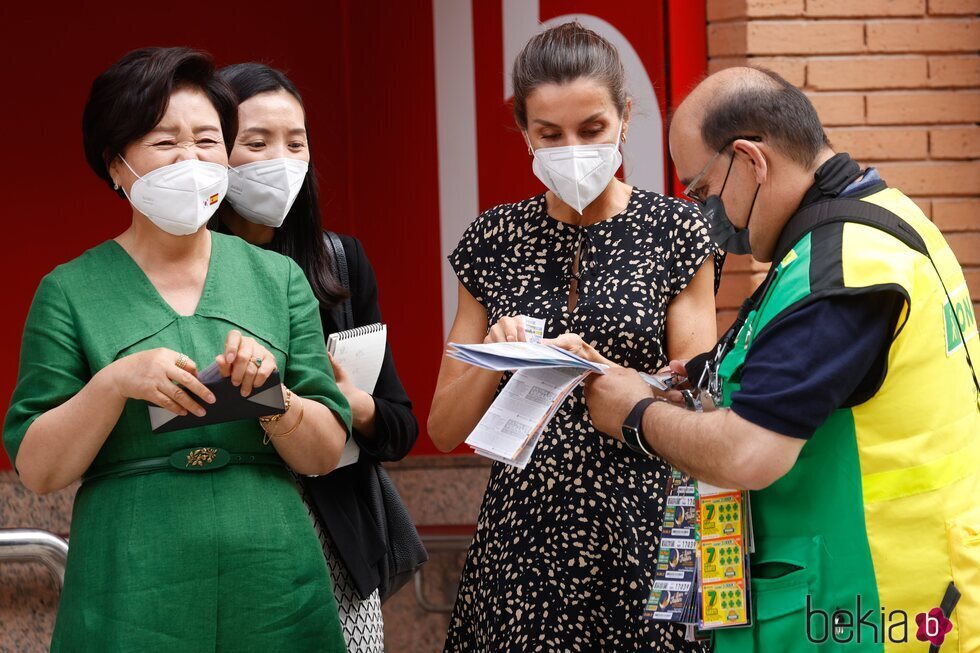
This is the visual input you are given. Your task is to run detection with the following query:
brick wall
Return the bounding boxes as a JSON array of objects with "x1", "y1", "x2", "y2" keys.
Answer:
[{"x1": 705, "y1": 0, "x2": 980, "y2": 336}]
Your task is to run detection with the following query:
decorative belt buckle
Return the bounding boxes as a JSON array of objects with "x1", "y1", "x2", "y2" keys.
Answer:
[{"x1": 169, "y1": 447, "x2": 230, "y2": 471}]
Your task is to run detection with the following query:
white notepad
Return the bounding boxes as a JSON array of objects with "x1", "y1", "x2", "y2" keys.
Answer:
[{"x1": 327, "y1": 323, "x2": 387, "y2": 468}]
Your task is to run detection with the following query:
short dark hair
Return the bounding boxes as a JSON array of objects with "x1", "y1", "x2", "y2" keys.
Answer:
[
  {"x1": 700, "y1": 68, "x2": 830, "y2": 167},
  {"x1": 82, "y1": 47, "x2": 238, "y2": 197},
  {"x1": 512, "y1": 22, "x2": 627, "y2": 130},
  {"x1": 212, "y1": 63, "x2": 347, "y2": 310}
]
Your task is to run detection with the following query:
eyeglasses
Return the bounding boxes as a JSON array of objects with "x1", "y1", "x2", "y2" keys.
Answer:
[
  {"x1": 683, "y1": 135, "x2": 762, "y2": 205},
  {"x1": 684, "y1": 150, "x2": 729, "y2": 205}
]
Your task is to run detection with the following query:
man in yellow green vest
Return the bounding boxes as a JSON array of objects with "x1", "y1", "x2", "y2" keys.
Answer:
[{"x1": 557, "y1": 67, "x2": 980, "y2": 651}]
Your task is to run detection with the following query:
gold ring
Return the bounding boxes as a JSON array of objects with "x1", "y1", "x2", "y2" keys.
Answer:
[{"x1": 175, "y1": 354, "x2": 189, "y2": 371}]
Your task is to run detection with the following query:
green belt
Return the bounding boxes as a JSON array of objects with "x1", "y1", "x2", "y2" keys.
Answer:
[{"x1": 83, "y1": 447, "x2": 284, "y2": 484}]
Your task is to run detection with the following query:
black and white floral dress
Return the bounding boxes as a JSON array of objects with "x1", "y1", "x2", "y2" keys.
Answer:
[{"x1": 444, "y1": 188, "x2": 719, "y2": 653}]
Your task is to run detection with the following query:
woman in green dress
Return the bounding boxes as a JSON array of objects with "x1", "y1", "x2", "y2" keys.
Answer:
[{"x1": 2, "y1": 47, "x2": 351, "y2": 652}]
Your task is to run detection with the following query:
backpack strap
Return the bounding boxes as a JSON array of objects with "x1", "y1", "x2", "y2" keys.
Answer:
[
  {"x1": 773, "y1": 197, "x2": 927, "y2": 264},
  {"x1": 323, "y1": 231, "x2": 354, "y2": 331},
  {"x1": 774, "y1": 197, "x2": 978, "y2": 396}
]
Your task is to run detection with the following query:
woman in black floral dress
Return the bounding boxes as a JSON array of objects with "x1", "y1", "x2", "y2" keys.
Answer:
[{"x1": 429, "y1": 23, "x2": 720, "y2": 652}]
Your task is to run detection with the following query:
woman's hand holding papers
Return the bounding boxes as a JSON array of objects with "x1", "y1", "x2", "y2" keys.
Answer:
[
  {"x1": 542, "y1": 333, "x2": 615, "y2": 367},
  {"x1": 548, "y1": 333, "x2": 717, "y2": 438},
  {"x1": 545, "y1": 332, "x2": 648, "y2": 438},
  {"x1": 485, "y1": 315, "x2": 528, "y2": 343}
]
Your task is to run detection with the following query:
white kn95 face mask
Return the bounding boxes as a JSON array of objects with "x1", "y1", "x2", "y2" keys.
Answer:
[
  {"x1": 527, "y1": 121, "x2": 624, "y2": 214},
  {"x1": 226, "y1": 157, "x2": 309, "y2": 227},
  {"x1": 120, "y1": 157, "x2": 228, "y2": 236}
]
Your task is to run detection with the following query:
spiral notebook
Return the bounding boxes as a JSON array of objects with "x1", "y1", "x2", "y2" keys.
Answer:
[{"x1": 327, "y1": 323, "x2": 387, "y2": 468}]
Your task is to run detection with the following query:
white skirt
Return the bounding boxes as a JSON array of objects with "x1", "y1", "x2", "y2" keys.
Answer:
[{"x1": 299, "y1": 482, "x2": 386, "y2": 653}]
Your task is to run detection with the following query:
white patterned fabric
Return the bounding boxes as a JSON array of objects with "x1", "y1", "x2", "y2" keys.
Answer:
[{"x1": 298, "y1": 481, "x2": 385, "y2": 652}]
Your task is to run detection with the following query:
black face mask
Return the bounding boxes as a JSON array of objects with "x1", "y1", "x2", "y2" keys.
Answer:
[
  {"x1": 703, "y1": 194, "x2": 753, "y2": 255},
  {"x1": 699, "y1": 143, "x2": 761, "y2": 256}
]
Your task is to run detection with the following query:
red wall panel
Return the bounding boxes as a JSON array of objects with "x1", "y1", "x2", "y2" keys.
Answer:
[{"x1": 339, "y1": 0, "x2": 446, "y2": 455}]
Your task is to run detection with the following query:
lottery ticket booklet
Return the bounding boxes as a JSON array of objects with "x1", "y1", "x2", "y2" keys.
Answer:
[
  {"x1": 448, "y1": 338, "x2": 603, "y2": 468},
  {"x1": 696, "y1": 482, "x2": 753, "y2": 630}
]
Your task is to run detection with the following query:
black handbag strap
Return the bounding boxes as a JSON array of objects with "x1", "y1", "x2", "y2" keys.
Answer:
[
  {"x1": 308, "y1": 231, "x2": 428, "y2": 602},
  {"x1": 323, "y1": 231, "x2": 354, "y2": 330}
]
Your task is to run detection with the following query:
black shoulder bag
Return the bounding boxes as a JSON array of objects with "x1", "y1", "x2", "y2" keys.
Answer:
[{"x1": 318, "y1": 231, "x2": 428, "y2": 603}]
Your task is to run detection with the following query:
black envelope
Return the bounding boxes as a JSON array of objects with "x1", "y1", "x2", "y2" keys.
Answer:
[{"x1": 148, "y1": 362, "x2": 285, "y2": 433}]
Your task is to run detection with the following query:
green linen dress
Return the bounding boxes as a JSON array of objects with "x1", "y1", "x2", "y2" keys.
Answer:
[{"x1": 3, "y1": 232, "x2": 352, "y2": 652}]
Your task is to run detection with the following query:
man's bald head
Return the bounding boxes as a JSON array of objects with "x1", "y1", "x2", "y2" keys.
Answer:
[{"x1": 673, "y1": 67, "x2": 830, "y2": 168}]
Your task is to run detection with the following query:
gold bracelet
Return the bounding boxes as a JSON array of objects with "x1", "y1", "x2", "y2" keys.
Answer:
[
  {"x1": 270, "y1": 398, "x2": 305, "y2": 440},
  {"x1": 261, "y1": 387, "x2": 291, "y2": 445},
  {"x1": 259, "y1": 387, "x2": 290, "y2": 424}
]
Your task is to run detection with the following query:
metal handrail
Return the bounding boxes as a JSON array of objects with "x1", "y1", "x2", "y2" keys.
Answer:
[
  {"x1": 0, "y1": 528, "x2": 69, "y2": 587},
  {"x1": 413, "y1": 526, "x2": 474, "y2": 613}
]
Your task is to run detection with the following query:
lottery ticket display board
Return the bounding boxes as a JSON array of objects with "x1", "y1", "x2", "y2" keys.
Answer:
[
  {"x1": 644, "y1": 470, "x2": 752, "y2": 634},
  {"x1": 698, "y1": 488, "x2": 750, "y2": 628}
]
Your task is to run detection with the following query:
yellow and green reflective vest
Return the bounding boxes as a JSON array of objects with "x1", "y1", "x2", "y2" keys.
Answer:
[{"x1": 712, "y1": 187, "x2": 979, "y2": 652}]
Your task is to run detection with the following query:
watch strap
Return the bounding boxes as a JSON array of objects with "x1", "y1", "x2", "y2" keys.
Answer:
[{"x1": 622, "y1": 397, "x2": 658, "y2": 456}]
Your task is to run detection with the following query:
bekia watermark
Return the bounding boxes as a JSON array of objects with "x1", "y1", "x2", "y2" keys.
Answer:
[
  {"x1": 915, "y1": 608, "x2": 953, "y2": 647},
  {"x1": 807, "y1": 595, "x2": 954, "y2": 646}
]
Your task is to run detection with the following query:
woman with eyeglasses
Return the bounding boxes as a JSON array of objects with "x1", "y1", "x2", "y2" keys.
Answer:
[{"x1": 428, "y1": 23, "x2": 721, "y2": 653}]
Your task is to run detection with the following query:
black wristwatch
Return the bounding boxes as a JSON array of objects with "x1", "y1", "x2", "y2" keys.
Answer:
[{"x1": 622, "y1": 397, "x2": 658, "y2": 456}]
